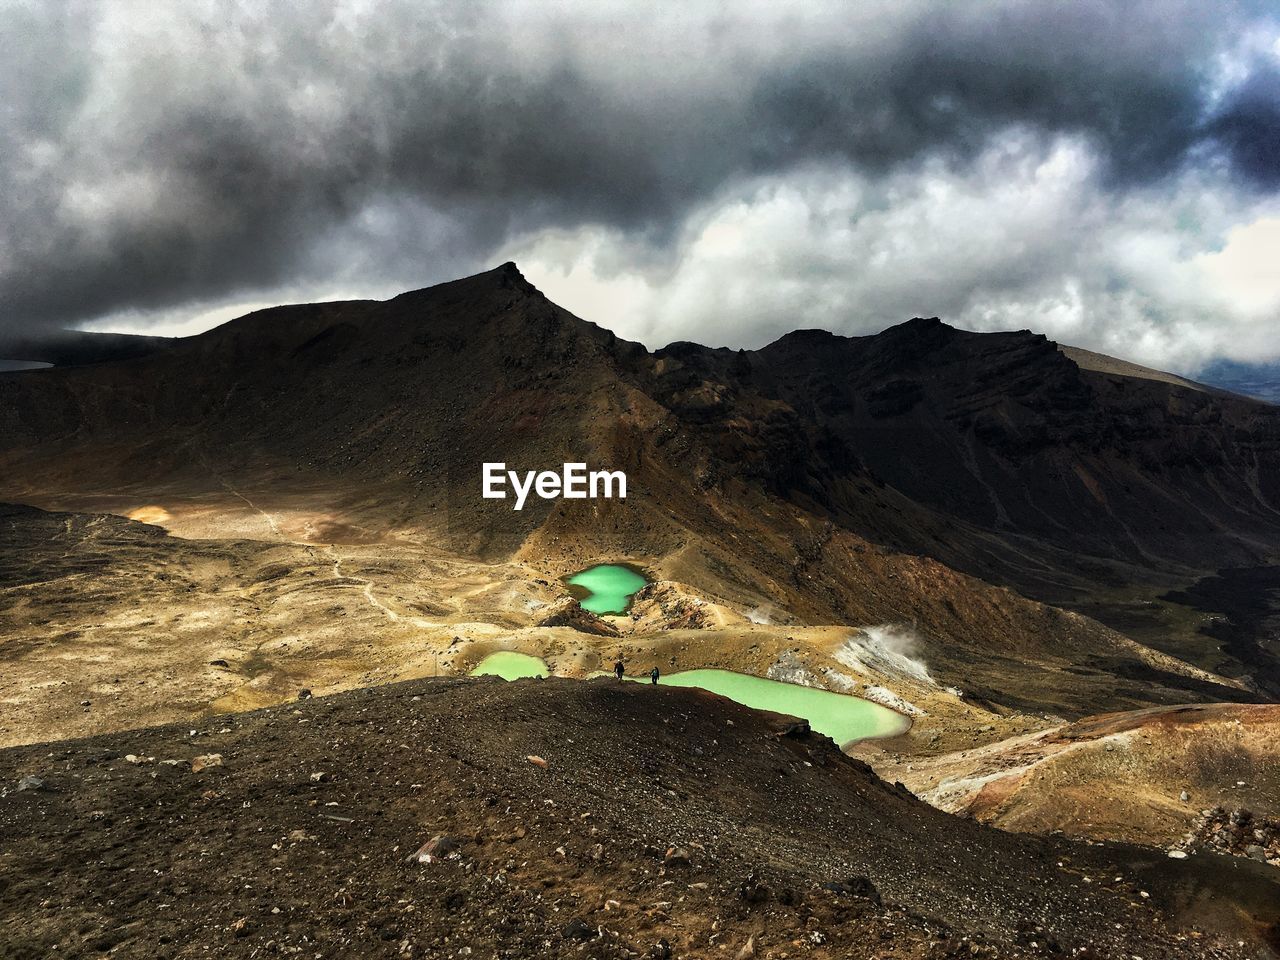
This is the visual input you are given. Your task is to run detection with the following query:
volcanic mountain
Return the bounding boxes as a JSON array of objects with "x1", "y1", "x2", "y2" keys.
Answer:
[{"x1": 3, "y1": 263, "x2": 1279, "y2": 694}]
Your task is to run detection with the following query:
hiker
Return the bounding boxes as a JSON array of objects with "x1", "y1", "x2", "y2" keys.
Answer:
[
  {"x1": 614, "y1": 658, "x2": 625, "y2": 681},
  {"x1": 649, "y1": 666, "x2": 660, "y2": 685}
]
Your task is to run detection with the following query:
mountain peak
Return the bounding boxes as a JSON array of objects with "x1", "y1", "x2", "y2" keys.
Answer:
[
  {"x1": 884, "y1": 316, "x2": 949, "y2": 335},
  {"x1": 483, "y1": 260, "x2": 536, "y2": 292},
  {"x1": 388, "y1": 261, "x2": 539, "y2": 306},
  {"x1": 485, "y1": 260, "x2": 526, "y2": 286},
  {"x1": 767, "y1": 328, "x2": 844, "y2": 346}
]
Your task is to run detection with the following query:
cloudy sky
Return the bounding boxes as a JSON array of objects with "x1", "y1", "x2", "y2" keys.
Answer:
[{"x1": 2, "y1": 0, "x2": 1278, "y2": 371}]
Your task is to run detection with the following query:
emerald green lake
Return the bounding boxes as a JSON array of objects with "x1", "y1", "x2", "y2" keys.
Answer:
[
  {"x1": 469, "y1": 651, "x2": 548, "y2": 680},
  {"x1": 566, "y1": 563, "x2": 649, "y2": 614},
  {"x1": 470, "y1": 649, "x2": 909, "y2": 745},
  {"x1": 647, "y1": 669, "x2": 907, "y2": 745}
]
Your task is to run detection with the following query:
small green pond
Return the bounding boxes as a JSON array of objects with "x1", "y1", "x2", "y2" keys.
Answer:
[
  {"x1": 566, "y1": 563, "x2": 649, "y2": 614},
  {"x1": 469, "y1": 651, "x2": 548, "y2": 680}
]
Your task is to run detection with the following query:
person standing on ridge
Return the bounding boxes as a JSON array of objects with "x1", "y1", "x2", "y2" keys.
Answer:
[
  {"x1": 614, "y1": 658, "x2": 625, "y2": 681},
  {"x1": 649, "y1": 666, "x2": 660, "y2": 685}
]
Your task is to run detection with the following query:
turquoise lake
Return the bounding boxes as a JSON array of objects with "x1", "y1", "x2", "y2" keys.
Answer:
[
  {"x1": 565, "y1": 563, "x2": 649, "y2": 614},
  {"x1": 650, "y1": 668, "x2": 909, "y2": 745},
  {"x1": 469, "y1": 651, "x2": 548, "y2": 680},
  {"x1": 470, "y1": 652, "x2": 908, "y2": 745}
]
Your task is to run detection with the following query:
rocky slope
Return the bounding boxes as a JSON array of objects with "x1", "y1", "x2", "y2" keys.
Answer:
[
  {"x1": 862, "y1": 703, "x2": 1280, "y2": 856},
  {"x1": 1, "y1": 676, "x2": 1277, "y2": 959},
  {"x1": 662, "y1": 318, "x2": 1280, "y2": 692}
]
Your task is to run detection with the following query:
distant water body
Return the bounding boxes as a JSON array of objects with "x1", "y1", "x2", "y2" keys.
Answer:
[{"x1": 469, "y1": 653, "x2": 909, "y2": 745}]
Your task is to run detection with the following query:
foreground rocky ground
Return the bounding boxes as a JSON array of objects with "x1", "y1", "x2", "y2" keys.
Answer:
[{"x1": 1, "y1": 677, "x2": 1277, "y2": 959}]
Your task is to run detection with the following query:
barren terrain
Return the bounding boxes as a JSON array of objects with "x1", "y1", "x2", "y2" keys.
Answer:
[{"x1": 3, "y1": 676, "x2": 1277, "y2": 959}]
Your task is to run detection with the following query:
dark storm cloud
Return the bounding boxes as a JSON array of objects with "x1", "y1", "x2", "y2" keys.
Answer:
[
  {"x1": 748, "y1": 5, "x2": 1211, "y2": 182},
  {"x1": 1211, "y1": 64, "x2": 1280, "y2": 188},
  {"x1": 0, "y1": 0, "x2": 1276, "y2": 342}
]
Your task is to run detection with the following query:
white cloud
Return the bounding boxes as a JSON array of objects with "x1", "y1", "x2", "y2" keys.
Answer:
[
  {"x1": 1194, "y1": 217, "x2": 1280, "y2": 315},
  {"x1": 82, "y1": 287, "x2": 375, "y2": 339},
  {"x1": 511, "y1": 132, "x2": 1280, "y2": 371}
]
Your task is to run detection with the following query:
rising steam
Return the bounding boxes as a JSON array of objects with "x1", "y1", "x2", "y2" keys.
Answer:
[{"x1": 835, "y1": 624, "x2": 934, "y2": 685}]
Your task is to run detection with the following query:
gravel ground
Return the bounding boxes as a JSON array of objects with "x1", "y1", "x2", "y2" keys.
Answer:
[{"x1": 1, "y1": 676, "x2": 1277, "y2": 959}]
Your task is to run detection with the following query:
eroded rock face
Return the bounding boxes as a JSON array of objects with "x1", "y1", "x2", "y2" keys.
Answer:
[
  {"x1": 534, "y1": 598, "x2": 619, "y2": 636},
  {"x1": 626, "y1": 583, "x2": 714, "y2": 631}
]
